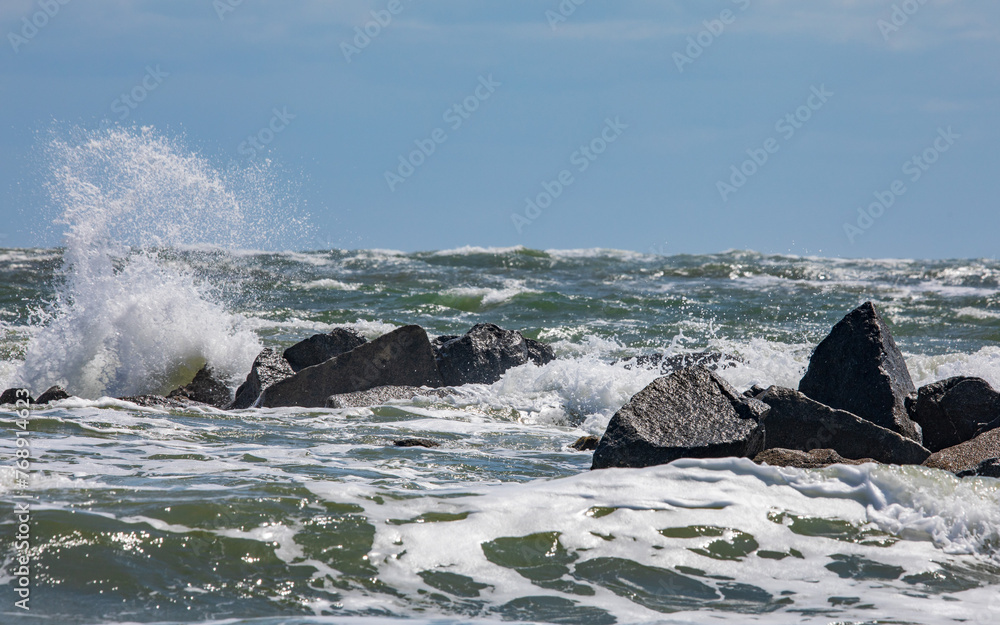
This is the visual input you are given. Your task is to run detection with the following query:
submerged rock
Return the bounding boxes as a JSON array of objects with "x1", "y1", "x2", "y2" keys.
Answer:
[
  {"x1": 435, "y1": 323, "x2": 553, "y2": 386},
  {"x1": 117, "y1": 395, "x2": 199, "y2": 409},
  {"x1": 283, "y1": 328, "x2": 367, "y2": 373},
  {"x1": 757, "y1": 386, "x2": 929, "y2": 465},
  {"x1": 0, "y1": 388, "x2": 33, "y2": 406},
  {"x1": 228, "y1": 348, "x2": 295, "y2": 410},
  {"x1": 36, "y1": 386, "x2": 71, "y2": 405},
  {"x1": 591, "y1": 366, "x2": 768, "y2": 470},
  {"x1": 393, "y1": 438, "x2": 441, "y2": 448},
  {"x1": 906, "y1": 377, "x2": 1000, "y2": 452},
  {"x1": 262, "y1": 325, "x2": 443, "y2": 408},
  {"x1": 922, "y1": 427, "x2": 1000, "y2": 475},
  {"x1": 570, "y1": 435, "x2": 600, "y2": 451},
  {"x1": 957, "y1": 458, "x2": 1000, "y2": 479},
  {"x1": 618, "y1": 351, "x2": 742, "y2": 376},
  {"x1": 168, "y1": 365, "x2": 231, "y2": 408},
  {"x1": 325, "y1": 385, "x2": 454, "y2": 408},
  {"x1": 798, "y1": 302, "x2": 920, "y2": 442},
  {"x1": 754, "y1": 448, "x2": 876, "y2": 469}
]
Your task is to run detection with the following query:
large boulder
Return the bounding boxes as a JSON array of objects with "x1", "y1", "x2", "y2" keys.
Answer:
[
  {"x1": 754, "y1": 448, "x2": 875, "y2": 469},
  {"x1": 757, "y1": 386, "x2": 930, "y2": 465},
  {"x1": 283, "y1": 328, "x2": 367, "y2": 373},
  {"x1": 261, "y1": 325, "x2": 444, "y2": 408},
  {"x1": 798, "y1": 302, "x2": 921, "y2": 442},
  {"x1": 922, "y1": 427, "x2": 1000, "y2": 475},
  {"x1": 36, "y1": 386, "x2": 71, "y2": 405},
  {"x1": 227, "y1": 348, "x2": 295, "y2": 409},
  {"x1": 325, "y1": 385, "x2": 453, "y2": 408},
  {"x1": 906, "y1": 377, "x2": 1000, "y2": 452},
  {"x1": 168, "y1": 365, "x2": 231, "y2": 408},
  {"x1": 0, "y1": 388, "x2": 33, "y2": 406},
  {"x1": 435, "y1": 323, "x2": 553, "y2": 386},
  {"x1": 591, "y1": 366, "x2": 768, "y2": 470}
]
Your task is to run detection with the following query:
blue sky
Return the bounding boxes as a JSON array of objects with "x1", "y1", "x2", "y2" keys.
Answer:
[{"x1": 1, "y1": 0, "x2": 998, "y2": 258}]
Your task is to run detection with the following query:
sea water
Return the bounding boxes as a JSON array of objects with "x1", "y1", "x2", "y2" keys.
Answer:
[{"x1": 0, "y1": 127, "x2": 998, "y2": 624}]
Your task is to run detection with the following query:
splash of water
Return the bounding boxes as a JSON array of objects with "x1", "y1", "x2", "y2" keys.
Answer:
[{"x1": 16, "y1": 126, "x2": 308, "y2": 398}]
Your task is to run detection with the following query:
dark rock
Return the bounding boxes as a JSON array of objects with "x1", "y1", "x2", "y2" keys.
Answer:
[
  {"x1": 743, "y1": 384, "x2": 767, "y2": 399},
  {"x1": 36, "y1": 386, "x2": 71, "y2": 405},
  {"x1": 0, "y1": 388, "x2": 33, "y2": 406},
  {"x1": 262, "y1": 325, "x2": 444, "y2": 408},
  {"x1": 228, "y1": 348, "x2": 295, "y2": 410},
  {"x1": 431, "y1": 335, "x2": 460, "y2": 353},
  {"x1": 754, "y1": 448, "x2": 876, "y2": 469},
  {"x1": 325, "y1": 385, "x2": 454, "y2": 409},
  {"x1": 798, "y1": 302, "x2": 920, "y2": 442},
  {"x1": 435, "y1": 323, "x2": 551, "y2": 386},
  {"x1": 283, "y1": 328, "x2": 367, "y2": 373},
  {"x1": 923, "y1": 427, "x2": 1000, "y2": 474},
  {"x1": 117, "y1": 395, "x2": 198, "y2": 409},
  {"x1": 618, "y1": 351, "x2": 743, "y2": 376},
  {"x1": 167, "y1": 365, "x2": 231, "y2": 408},
  {"x1": 591, "y1": 366, "x2": 768, "y2": 470},
  {"x1": 906, "y1": 377, "x2": 1000, "y2": 452},
  {"x1": 757, "y1": 386, "x2": 930, "y2": 465},
  {"x1": 957, "y1": 458, "x2": 1000, "y2": 479},
  {"x1": 525, "y1": 337, "x2": 556, "y2": 366},
  {"x1": 570, "y1": 436, "x2": 600, "y2": 451},
  {"x1": 393, "y1": 438, "x2": 441, "y2": 448}
]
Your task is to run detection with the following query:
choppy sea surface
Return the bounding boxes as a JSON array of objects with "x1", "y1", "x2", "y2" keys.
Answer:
[{"x1": 1, "y1": 127, "x2": 999, "y2": 624}]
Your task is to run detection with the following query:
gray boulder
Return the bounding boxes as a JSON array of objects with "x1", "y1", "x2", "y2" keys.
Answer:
[
  {"x1": 36, "y1": 386, "x2": 71, "y2": 405},
  {"x1": 757, "y1": 386, "x2": 930, "y2": 465},
  {"x1": 922, "y1": 427, "x2": 1000, "y2": 474},
  {"x1": 168, "y1": 365, "x2": 231, "y2": 408},
  {"x1": 754, "y1": 448, "x2": 875, "y2": 469},
  {"x1": 283, "y1": 328, "x2": 367, "y2": 373},
  {"x1": 591, "y1": 366, "x2": 768, "y2": 470},
  {"x1": 798, "y1": 302, "x2": 921, "y2": 442},
  {"x1": 435, "y1": 323, "x2": 553, "y2": 386},
  {"x1": 227, "y1": 348, "x2": 295, "y2": 409},
  {"x1": 325, "y1": 385, "x2": 453, "y2": 408},
  {"x1": 906, "y1": 377, "x2": 1000, "y2": 452},
  {"x1": 0, "y1": 388, "x2": 33, "y2": 406},
  {"x1": 262, "y1": 325, "x2": 444, "y2": 408}
]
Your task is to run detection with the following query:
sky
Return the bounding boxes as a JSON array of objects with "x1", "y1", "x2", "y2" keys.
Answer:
[{"x1": 1, "y1": 0, "x2": 998, "y2": 258}]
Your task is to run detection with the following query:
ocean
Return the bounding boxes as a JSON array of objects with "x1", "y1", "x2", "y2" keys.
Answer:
[{"x1": 1, "y1": 128, "x2": 999, "y2": 624}]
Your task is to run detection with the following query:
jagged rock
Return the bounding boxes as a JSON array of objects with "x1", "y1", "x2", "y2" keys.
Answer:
[
  {"x1": 798, "y1": 302, "x2": 920, "y2": 442},
  {"x1": 283, "y1": 328, "x2": 367, "y2": 373},
  {"x1": 117, "y1": 395, "x2": 198, "y2": 409},
  {"x1": 0, "y1": 388, "x2": 33, "y2": 406},
  {"x1": 618, "y1": 351, "x2": 743, "y2": 376},
  {"x1": 325, "y1": 385, "x2": 454, "y2": 408},
  {"x1": 262, "y1": 325, "x2": 443, "y2": 408},
  {"x1": 754, "y1": 448, "x2": 876, "y2": 469},
  {"x1": 228, "y1": 348, "x2": 295, "y2": 410},
  {"x1": 591, "y1": 366, "x2": 768, "y2": 470},
  {"x1": 168, "y1": 365, "x2": 231, "y2": 408},
  {"x1": 435, "y1": 323, "x2": 553, "y2": 386},
  {"x1": 922, "y1": 427, "x2": 1000, "y2": 474},
  {"x1": 906, "y1": 377, "x2": 1000, "y2": 452},
  {"x1": 743, "y1": 384, "x2": 767, "y2": 399},
  {"x1": 957, "y1": 458, "x2": 1000, "y2": 479},
  {"x1": 36, "y1": 386, "x2": 71, "y2": 405},
  {"x1": 757, "y1": 386, "x2": 930, "y2": 465},
  {"x1": 393, "y1": 438, "x2": 441, "y2": 448},
  {"x1": 570, "y1": 436, "x2": 599, "y2": 451},
  {"x1": 431, "y1": 335, "x2": 460, "y2": 352}
]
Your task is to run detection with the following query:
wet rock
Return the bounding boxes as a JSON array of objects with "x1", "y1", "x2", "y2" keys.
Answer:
[
  {"x1": 393, "y1": 438, "x2": 441, "y2": 448},
  {"x1": 262, "y1": 325, "x2": 444, "y2": 408},
  {"x1": 906, "y1": 377, "x2": 1000, "y2": 452},
  {"x1": 0, "y1": 388, "x2": 33, "y2": 406},
  {"x1": 167, "y1": 365, "x2": 231, "y2": 408},
  {"x1": 754, "y1": 448, "x2": 876, "y2": 469},
  {"x1": 431, "y1": 335, "x2": 460, "y2": 352},
  {"x1": 922, "y1": 427, "x2": 1000, "y2": 474},
  {"x1": 228, "y1": 348, "x2": 295, "y2": 410},
  {"x1": 283, "y1": 328, "x2": 367, "y2": 373},
  {"x1": 757, "y1": 386, "x2": 930, "y2": 465},
  {"x1": 325, "y1": 385, "x2": 454, "y2": 408},
  {"x1": 570, "y1": 436, "x2": 599, "y2": 451},
  {"x1": 36, "y1": 386, "x2": 71, "y2": 405},
  {"x1": 618, "y1": 351, "x2": 743, "y2": 376},
  {"x1": 591, "y1": 366, "x2": 768, "y2": 470},
  {"x1": 798, "y1": 302, "x2": 920, "y2": 442},
  {"x1": 435, "y1": 323, "x2": 553, "y2": 386},
  {"x1": 957, "y1": 458, "x2": 1000, "y2": 479},
  {"x1": 118, "y1": 395, "x2": 198, "y2": 409},
  {"x1": 743, "y1": 384, "x2": 767, "y2": 399}
]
